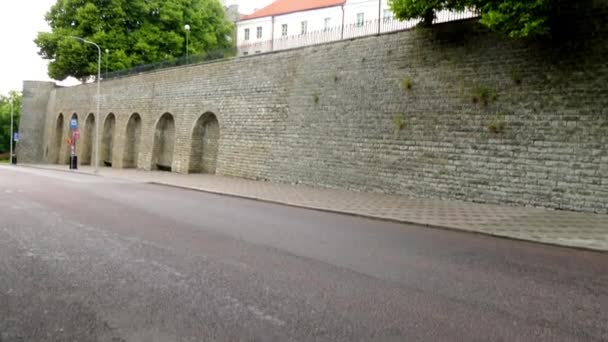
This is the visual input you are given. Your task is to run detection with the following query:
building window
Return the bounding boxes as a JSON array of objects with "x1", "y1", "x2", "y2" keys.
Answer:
[
  {"x1": 256, "y1": 26, "x2": 262, "y2": 39},
  {"x1": 324, "y1": 17, "x2": 331, "y2": 31},
  {"x1": 357, "y1": 13, "x2": 364, "y2": 27},
  {"x1": 244, "y1": 28, "x2": 250, "y2": 40},
  {"x1": 383, "y1": 9, "x2": 392, "y2": 21},
  {"x1": 282, "y1": 24, "x2": 288, "y2": 37},
  {"x1": 301, "y1": 21, "x2": 307, "y2": 35}
]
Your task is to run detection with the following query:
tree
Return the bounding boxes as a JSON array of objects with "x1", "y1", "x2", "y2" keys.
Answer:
[
  {"x1": 475, "y1": 0, "x2": 552, "y2": 38},
  {"x1": 390, "y1": 0, "x2": 470, "y2": 27},
  {"x1": 35, "y1": 0, "x2": 234, "y2": 81},
  {"x1": 389, "y1": 0, "x2": 552, "y2": 38},
  {"x1": 0, "y1": 92, "x2": 22, "y2": 155}
]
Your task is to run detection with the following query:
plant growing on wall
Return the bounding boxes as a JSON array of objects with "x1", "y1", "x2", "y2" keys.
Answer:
[
  {"x1": 472, "y1": 85, "x2": 497, "y2": 106},
  {"x1": 393, "y1": 114, "x2": 407, "y2": 131},
  {"x1": 487, "y1": 114, "x2": 506, "y2": 134},
  {"x1": 511, "y1": 70, "x2": 522, "y2": 85}
]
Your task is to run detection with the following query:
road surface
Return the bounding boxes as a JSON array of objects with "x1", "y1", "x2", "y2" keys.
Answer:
[{"x1": 0, "y1": 166, "x2": 606, "y2": 341}]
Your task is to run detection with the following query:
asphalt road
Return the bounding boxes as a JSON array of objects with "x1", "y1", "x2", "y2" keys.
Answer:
[{"x1": 0, "y1": 166, "x2": 606, "y2": 342}]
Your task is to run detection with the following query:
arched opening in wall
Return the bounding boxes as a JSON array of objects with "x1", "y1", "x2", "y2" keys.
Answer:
[
  {"x1": 152, "y1": 113, "x2": 175, "y2": 172},
  {"x1": 81, "y1": 113, "x2": 95, "y2": 165},
  {"x1": 67, "y1": 113, "x2": 78, "y2": 162},
  {"x1": 54, "y1": 113, "x2": 64, "y2": 164},
  {"x1": 123, "y1": 113, "x2": 142, "y2": 169},
  {"x1": 101, "y1": 113, "x2": 116, "y2": 167},
  {"x1": 189, "y1": 112, "x2": 220, "y2": 174}
]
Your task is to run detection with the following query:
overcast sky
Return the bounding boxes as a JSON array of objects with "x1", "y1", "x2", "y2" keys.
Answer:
[{"x1": 0, "y1": 0, "x2": 272, "y2": 95}]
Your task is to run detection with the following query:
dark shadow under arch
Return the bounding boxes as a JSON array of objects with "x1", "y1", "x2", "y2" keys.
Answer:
[
  {"x1": 152, "y1": 113, "x2": 175, "y2": 171},
  {"x1": 54, "y1": 113, "x2": 64, "y2": 164},
  {"x1": 123, "y1": 113, "x2": 142, "y2": 169},
  {"x1": 101, "y1": 113, "x2": 116, "y2": 167},
  {"x1": 81, "y1": 113, "x2": 95, "y2": 165},
  {"x1": 189, "y1": 112, "x2": 219, "y2": 174}
]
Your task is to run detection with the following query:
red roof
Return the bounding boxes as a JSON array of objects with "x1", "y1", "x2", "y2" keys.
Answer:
[{"x1": 241, "y1": 0, "x2": 346, "y2": 20}]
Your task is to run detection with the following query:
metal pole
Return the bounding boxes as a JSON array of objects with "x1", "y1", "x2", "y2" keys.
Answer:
[
  {"x1": 95, "y1": 44, "x2": 101, "y2": 173},
  {"x1": 378, "y1": 0, "x2": 382, "y2": 34},
  {"x1": 341, "y1": 4, "x2": 345, "y2": 40},
  {"x1": 9, "y1": 98, "x2": 13, "y2": 165},
  {"x1": 271, "y1": 16, "x2": 275, "y2": 52},
  {"x1": 185, "y1": 25, "x2": 190, "y2": 64},
  {"x1": 105, "y1": 49, "x2": 109, "y2": 79},
  {"x1": 68, "y1": 36, "x2": 101, "y2": 173}
]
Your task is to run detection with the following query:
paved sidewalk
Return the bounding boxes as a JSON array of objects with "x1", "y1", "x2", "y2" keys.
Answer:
[{"x1": 20, "y1": 164, "x2": 608, "y2": 252}]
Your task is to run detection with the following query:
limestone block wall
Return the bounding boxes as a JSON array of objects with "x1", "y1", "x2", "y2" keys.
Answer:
[
  {"x1": 20, "y1": 1, "x2": 608, "y2": 214},
  {"x1": 17, "y1": 81, "x2": 55, "y2": 163}
]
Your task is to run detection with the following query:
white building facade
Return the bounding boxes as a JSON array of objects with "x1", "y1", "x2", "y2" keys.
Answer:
[{"x1": 236, "y1": 0, "x2": 475, "y2": 55}]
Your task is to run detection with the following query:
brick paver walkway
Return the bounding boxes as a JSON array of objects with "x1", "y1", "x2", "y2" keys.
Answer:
[{"x1": 22, "y1": 164, "x2": 608, "y2": 252}]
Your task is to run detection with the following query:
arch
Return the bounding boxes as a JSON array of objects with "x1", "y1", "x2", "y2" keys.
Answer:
[
  {"x1": 101, "y1": 113, "x2": 116, "y2": 167},
  {"x1": 81, "y1": 113, "x2": 96, "y2": 165},
  {"x1": 189, "y1": 112, "x2": 220, "y2": 174},
  {"x1": 151, "y1": 113, "x2": 175, "y2": 171},
  {"x1": 53, "y1": 113, "x2": 65, "y2": 164},
  {"x1": 123, "y1": 113, "x2": 142, "y2": 169}
]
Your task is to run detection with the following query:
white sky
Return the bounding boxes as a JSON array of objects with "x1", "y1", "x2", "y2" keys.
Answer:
[{"x1": 0, "y1": 0, "x2": 272, "y2": 96}]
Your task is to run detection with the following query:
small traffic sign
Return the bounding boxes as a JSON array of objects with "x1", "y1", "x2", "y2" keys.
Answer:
[
  {"x1": 73, "y1": 129, "x2": 80, "y2": 140},
  {"x1": 67, "y1": 138, "x2": 73, "y2": 145},
  {"x1": 13, "y1": 133, "x2": 19, "y2": 142},
  {"x1": 70, "y1": 119, "x2": 78, "y2": 129}
]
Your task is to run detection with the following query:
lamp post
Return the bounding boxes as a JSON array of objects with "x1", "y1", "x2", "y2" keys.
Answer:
[
  {"x1": 378, "y1": 0, "x2": 382, "y2": 34},
  {"x1": 184, "y1": 24, "x2": 191, "y2": 64},
  {"x1": 69, "y1": 36, "x2": 101, "y2": 173},
  {"x1": 105, "y1": 49, "x2": 109, "y2": 79}
]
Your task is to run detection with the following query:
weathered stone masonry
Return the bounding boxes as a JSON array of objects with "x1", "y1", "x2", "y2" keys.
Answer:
[{"x1": 18, "y1": 2, "x2": 608, "y2": 213}]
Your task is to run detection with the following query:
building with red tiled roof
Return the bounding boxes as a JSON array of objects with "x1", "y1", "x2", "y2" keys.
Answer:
[
  {"x1": 237, "y1": 0, "x2": 390, "y2": 55},
  {"x1": 241, "y1": 0, "x2": 346, "y2": 20},
  {"x1": 236, "y1": 0, "x2": 475, "y2": 55}
]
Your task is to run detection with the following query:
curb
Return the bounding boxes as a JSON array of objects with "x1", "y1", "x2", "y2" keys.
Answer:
[
  {"x1": 18, "y1": 164, "x2": 101, "y2": 177},
  {"x1": 147, "y1": 181, "x2": 607, "y2": 254},
  {"x1": 14, "y1": 165, "x2": 607, "y2": 254}
]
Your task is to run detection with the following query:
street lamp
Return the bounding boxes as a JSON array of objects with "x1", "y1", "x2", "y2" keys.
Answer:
[
  {"x1": 69, "y1": 36, "x2": 101, "y2": 173},
  {"x1": 378, "y1": 0, "x2": 382, "y2": 34},
  {"x1": 105, "y1": 49, "x2": 109, "y2": 79},
  {"x1": 184, "y1": 24, "x2": 191, "y2": 64}
]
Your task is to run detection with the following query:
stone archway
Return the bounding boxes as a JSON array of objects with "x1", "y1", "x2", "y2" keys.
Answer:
[
  {"x1": 152, "y1": 113, "x2": 175, "y2": 171},
  {"x1": 123, "y1": 113, "x2": 142, "y2": 169},
  {"x1": 189, "y1": 112, "x2": 220, "y2": 174},
  {"x1": 81, "y1": 113, "x2": 95, "y2": 165},
  {"x1": 54, "y1": 113, "x2": 64, "y2": 164},
  {"x1": 101, "y1": 113, "x2": 116, "y2": 167}
]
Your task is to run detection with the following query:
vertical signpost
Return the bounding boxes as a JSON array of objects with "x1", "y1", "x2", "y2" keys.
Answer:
[
  {"x1": 12, "y1": 132, "x2": 18, "y2": 165},
  {"x1": 9, "y1": 99, "x2": 16, "y2": 165},
  {"x1": 69, "y1": 118, "x2": 79, "y2": 170}
]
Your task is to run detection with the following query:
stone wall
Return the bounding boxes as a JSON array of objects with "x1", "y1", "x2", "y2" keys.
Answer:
[
  {"x1": 19, "y1": 1, "x2": 608, "y2": 213},
  {"x1": 17, "y1": 81, "x2": 56, "y2": 163}
]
